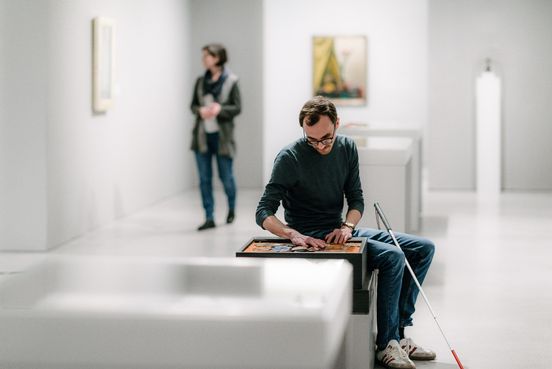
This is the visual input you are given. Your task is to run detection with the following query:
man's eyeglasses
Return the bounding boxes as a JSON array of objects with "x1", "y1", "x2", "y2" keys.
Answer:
[{"x1": 304, "y1": 126, "x2": 336, "y2": 147}]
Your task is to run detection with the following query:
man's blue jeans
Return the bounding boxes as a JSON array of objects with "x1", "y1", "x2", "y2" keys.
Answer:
[
  {"x1": 353, "y1": 228, "x2": 435, "y2": 351},
  {"x1": 305, "y1": 227, "x2": 435, "y2": 351},
  {"x1": 194, "y1": 132, "x2": 236, "y2": 220}
]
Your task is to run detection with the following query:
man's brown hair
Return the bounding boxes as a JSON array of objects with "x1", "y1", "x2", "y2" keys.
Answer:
[{"x1": 298, "y1": 96, "x2": 338, "y2": 127}]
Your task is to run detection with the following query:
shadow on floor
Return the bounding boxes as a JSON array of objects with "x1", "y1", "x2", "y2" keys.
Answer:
[{"x1": 375, "y1": 361, "x2": 464, "y2": 369}]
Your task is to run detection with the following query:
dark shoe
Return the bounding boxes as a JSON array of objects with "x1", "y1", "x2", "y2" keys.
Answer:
[
  {"x1": 197, "y1": 220, "x2": 215, "y2": 231},
  {"x1": 226, "y1": 210, "x2": 235, "y2": 224}
]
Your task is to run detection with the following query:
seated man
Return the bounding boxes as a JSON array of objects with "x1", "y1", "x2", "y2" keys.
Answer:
[{"x1": 255, "y1": 96, "x2": 436, "y2": 369}]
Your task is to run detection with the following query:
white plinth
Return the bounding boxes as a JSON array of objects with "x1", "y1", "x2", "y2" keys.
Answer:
[
  {"x1": 346, "y1": 270, "x2": 377, "y2": 369},
  {"x1": 0, "y1": 257, "x2": 352, "y2": 369},
  {"x1": 476, "y1": 71, "x2": 501, "y2": 198},
  {"x1": 352, "y1": 136, "x2": 414, "y2": 232},
  {"x1": 339, "y1": 124, "x2": 421, "y2": 232}
]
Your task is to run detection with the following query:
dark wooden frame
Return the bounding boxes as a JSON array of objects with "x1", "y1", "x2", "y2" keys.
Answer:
[{"x1": 236, "y1": 237, "x2": 368, "y2": 290}]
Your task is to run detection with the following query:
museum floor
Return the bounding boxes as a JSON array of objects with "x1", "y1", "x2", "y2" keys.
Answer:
[{"x1": 1, "y1": 188, "x2": 551, "y2": 369}]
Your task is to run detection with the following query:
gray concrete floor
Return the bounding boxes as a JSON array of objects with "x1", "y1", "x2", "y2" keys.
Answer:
[{"x1": 1, "y1": 189, "x2": 552, "y2": 369}]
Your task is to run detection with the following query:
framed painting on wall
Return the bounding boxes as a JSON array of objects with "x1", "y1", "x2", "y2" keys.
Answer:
[
  {"x1": 92, "y1": 17, "x2": 115, "y2": 113},
  {"x1": 312, "y1": 35, "x2": 367, "y2": 106}
]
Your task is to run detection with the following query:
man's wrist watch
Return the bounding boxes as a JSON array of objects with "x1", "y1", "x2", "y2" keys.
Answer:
[{"x1": 342, "y1": 222, "x2": 355, "y2": 231}]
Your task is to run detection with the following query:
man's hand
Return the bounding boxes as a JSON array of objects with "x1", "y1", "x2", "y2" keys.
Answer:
[
  {"x1": 324, "y1": 226, "x2": 353, "y2": 245},
  {"x1": 261, "y1": 216, "x2": 326, "y2": 251},
  {"x1": 289, "y1": 232, "x2": 326, "y2": 250}
]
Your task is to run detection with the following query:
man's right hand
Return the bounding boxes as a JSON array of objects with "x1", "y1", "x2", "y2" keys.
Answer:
[
  {"x1": 289, "y1": 232, "x2": 326, "y2": 250},
  {"x1": 261, "y1": 216, "x2": 326, "y2": 250}
]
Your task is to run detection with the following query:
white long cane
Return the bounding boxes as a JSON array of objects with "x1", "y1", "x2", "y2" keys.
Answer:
[{"x1": 374, "y1": 202, "x2": 465, "y2": 369}]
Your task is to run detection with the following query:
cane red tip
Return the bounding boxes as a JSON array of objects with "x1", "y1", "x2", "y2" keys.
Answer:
[{"x1": 451, "y1": 349, "x2": 465, "y2": 369}]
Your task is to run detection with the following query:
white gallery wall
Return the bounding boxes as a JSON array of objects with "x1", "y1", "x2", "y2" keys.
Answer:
[
  {"x1": 0, "y1": 1, "x2": 49, "y2": 251},
  {"x1": 263, "y1": 0, "x2": 428, "y2": 183},
  {"x1": 0, "y1": 0, "x2": 193, "y2": 251},
  {"x1": 3, "y1": 0, "x2": 551, "y2": 252},
  {"x1": 190, "y1": 0, "x2": 263, "y2": 189},
  {"x1": 428, "y1": 0, "x2": 552, "y2": 190}
]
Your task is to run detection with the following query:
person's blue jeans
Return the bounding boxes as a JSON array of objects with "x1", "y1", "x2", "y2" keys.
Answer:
[
  {"x1": 305, "y1": 227, "x2": 435, "y2": 351},
  {"x1": 354, "y1": 228, "x2": 435, "y2": 351},
  {"x1": 194, "y1": 132, "x2": 236, "y2": 220}
]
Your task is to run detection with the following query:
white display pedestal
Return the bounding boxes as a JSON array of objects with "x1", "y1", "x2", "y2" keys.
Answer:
[
  {"x1": 344, "y1": 270, "x2": 377, "y2": 369},
  {"x1": 476, "y1": 71, "x2": 501, "y2": 199},
  {"x1": 339, "y1": 124, "x2": 421, "y2": 232},
  {"x1": 0, "y1": 257, "x2": 352, "y2": 369},
  {"x1": 352, "y1": 136, "x2": 413, "y2": 233}
]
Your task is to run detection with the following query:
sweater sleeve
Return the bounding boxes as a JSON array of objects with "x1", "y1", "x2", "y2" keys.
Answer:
[
  {"x1": 255, "y1": 151, "x2": 297, "y2": 228},
  {"x1": 343, "y1": 140, "x2": 364, "y2": 215}
]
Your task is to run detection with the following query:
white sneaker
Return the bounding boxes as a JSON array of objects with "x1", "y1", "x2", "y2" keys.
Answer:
[
  {"x1": 376, "y1": 339, "x2": 416, "y2": 369},
  {"x1": 400, "y1": 337, "x2": 436, "y2": 361}
]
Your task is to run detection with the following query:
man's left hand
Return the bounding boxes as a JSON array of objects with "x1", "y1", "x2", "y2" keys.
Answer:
[{"x1": 324, "y1": 227, "x2": 352, "y2": 244}]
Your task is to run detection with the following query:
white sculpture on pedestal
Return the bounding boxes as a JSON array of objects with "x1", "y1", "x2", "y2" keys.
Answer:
[{"x1": 476, "y1": 58, "x2": 502, "y2": 198}]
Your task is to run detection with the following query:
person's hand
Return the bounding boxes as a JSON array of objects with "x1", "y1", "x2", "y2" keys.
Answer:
[
  {"x1": 289, "y1": 231, "x2": 326, "y2": 250},
  {"x1": 210, "y1": 102, "x2": 222, "y2": 116},
  {"x1": 324, "y1": 226, "x2": 352, "y2": 245},
  {"x1": 199, "y1": 106, "x2": 212, "y2": 119}
]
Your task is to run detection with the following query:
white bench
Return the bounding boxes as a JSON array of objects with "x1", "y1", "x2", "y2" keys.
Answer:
[{"x1": 0, "y1": 257, "x2": 352, "y2": 369}]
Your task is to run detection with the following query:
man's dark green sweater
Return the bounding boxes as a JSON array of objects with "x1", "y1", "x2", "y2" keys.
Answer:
[{"x1": 256, "y1": 135, "x2": 364, "y2": 235}]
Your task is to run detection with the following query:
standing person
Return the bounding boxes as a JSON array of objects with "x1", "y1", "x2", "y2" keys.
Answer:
[
  {"x1": 191, "y1": 43, "x2": 241, "y2": 231},
  {"x1": 255, "y1": 96, "x2": 436, "y2": 369}
]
